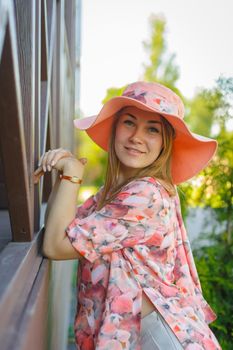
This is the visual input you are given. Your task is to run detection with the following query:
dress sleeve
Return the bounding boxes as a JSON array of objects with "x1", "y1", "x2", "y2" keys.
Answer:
[
  {"x1": 173, "y1": 192, "x2": 217, "y2": 324},
  {"x1": 75, "y1": 186, "x2": 103, "y2": 219},
  {"x1": 173, "y1": 192, "x2": 203, "y2": 293},
  {"x1": 65, "y1": 178, "x2": 171, "y2": 263}
]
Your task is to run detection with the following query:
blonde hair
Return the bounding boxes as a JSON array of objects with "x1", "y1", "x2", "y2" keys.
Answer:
[{"x1": 96, "y1": 108, "x2": 176, "y2": 211}]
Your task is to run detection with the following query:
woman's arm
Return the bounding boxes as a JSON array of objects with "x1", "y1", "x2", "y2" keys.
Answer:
[
  {"x1": 44, "y1": 172, "x2": 61, "y2": 227},
  {"x1": 42, "y1": 160, "x2": 85, "y2": 261}
]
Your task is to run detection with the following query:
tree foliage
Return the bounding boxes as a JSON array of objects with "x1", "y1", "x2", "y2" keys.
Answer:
[
  {"x1": 192, "y1": 233, "x2": 233, "y2": 349},
  {"x1": 185, "y1": 88, "x2": 223, "y2": 136},
  {"x1": 142, "y1": 14, "x2": 180, "y2": 91},
  {"x1": 102, "y1": 86, "x2": 126, "y2": 104}
]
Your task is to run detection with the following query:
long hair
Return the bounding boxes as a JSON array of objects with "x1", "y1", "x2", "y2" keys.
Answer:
[{"x1": 96, "y1": 108, "x2": 176, "y2": 211}]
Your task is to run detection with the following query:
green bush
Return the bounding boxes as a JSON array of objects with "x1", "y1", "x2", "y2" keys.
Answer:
[{"x1": 193, "y1": 228, "x2": 233, "y2": 349}]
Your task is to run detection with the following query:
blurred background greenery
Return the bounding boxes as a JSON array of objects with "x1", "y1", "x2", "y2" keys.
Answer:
[{"x1": 72, "y1": 14, "x2": 233, "y2": 349}]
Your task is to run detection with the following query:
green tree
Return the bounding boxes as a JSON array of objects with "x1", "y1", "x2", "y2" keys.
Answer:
[
  {"x1": 185, "y1": 88, "x2": 223, "y2": 136},
  {"x1": 142, "y1": 14, "x2": 180, "y2": 92},
  {"x1": 102, "y1": 86, "x2": 126, "y2": 104}
]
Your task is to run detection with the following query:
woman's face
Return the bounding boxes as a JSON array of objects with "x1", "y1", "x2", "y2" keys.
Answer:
[{"x1": 114, "y1": 107, "x2": 163, "y2": 178}]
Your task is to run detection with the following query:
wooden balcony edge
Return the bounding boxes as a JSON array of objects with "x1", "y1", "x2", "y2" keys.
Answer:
[{"x1": 0, "y1": 229, "x2": 48, "y2": 331}]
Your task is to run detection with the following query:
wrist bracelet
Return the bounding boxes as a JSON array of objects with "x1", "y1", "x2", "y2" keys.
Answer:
[{"x1": 59, "y1": 174, "x2": 82, "y2": 184}]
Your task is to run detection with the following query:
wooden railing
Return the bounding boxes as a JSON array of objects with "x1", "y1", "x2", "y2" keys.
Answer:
[{"x1": 0, "y1": 1, "x2": 80, "y2": 349}]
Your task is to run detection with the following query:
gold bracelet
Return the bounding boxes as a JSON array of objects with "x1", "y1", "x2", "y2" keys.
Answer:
[{"x1": 59, "y1": 174, "x2": 82, "y2": 184}]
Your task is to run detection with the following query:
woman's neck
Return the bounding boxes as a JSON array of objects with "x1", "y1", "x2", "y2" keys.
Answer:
[
  {"x1": 117, "y1": 165, "x2": 139, "y2": 187},
  {"x1": 115, "y1": 172, "x2": 138, "y2": 188}
]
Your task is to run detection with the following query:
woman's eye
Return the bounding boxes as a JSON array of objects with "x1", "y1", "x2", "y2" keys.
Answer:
[
  {"x1": 124, "y1": 120, "x2": 134, "y2": 126},
  {"x1": 149, "y1": 127, "x2": 159, "y2": 133}
]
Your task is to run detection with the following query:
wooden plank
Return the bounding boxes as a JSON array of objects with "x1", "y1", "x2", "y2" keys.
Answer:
[
  {"x1": 14, "y1": 0, "x2": 35, "y2": 160},
  {"x1": 46, "y1": 0, "x2": 56, "y2": 66},
  {"x1": 0, "y1": 1, "x2": 79, "y2": 349},
  {"x1": 0, "y1": 3, "x2": 9, "y2": 215},
  {"x1": 0, "y1": 158, "x2": 8, "y2": 209},
  {"x1": 41, "y1": 0, "x2": 48, "y2": 81},
  {"x1": 41, "y1": 0, "x2": 55, "y2": 115},
  {"x1": 8, "y1": 259, "x2": 50, "y2": 350},
  {"x1": 47, "y1": 0, "x2": 56, "y2": 86},
  {"x1": 0, "y1": 0, "x2": 8, "y2": 60},
  {"x1": 0, "y1": 22, "x2": 32, "y2": 241},
  {"x1": 0, "y1": 230, "x2": 46, "y2": 349},
  {"x1": 33, "y1": 0, "x2": 42, "y2": 233},
  {"x1": 40, "y1": 81, "x2": 49, "y2": 154},
  {"x1": 54, "y1": 0, "x2": 61, "y2": 146},
  {"x1": 14, "y1": 0, "x2": 36, "y2": 228},
  {"x1": 0, "y1": 211, "x2": 12, "y2": 253},
  {"x1": 40, "y1": 1, "x2": 56, "y2": 153},
  {"x1": 42, "y1": 121, "x2": 52, "y2": 203},
  {"x1": 64, "y1": 0, "x2": 76, "y2": 70},
  {"x1": 37, "y1": 0, "x2": 56, "y2": 214}
]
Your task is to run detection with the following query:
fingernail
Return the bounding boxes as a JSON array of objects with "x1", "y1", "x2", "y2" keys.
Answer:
[
  {"x1": 43, "y1": 166, "x2": 46, "y2": 172},
  {"x1": 48, "y1": 165, "x2": 51, "y2": 171},
  {"x1": 51, "y1": 160, "x2": 55, "y2": 166}
]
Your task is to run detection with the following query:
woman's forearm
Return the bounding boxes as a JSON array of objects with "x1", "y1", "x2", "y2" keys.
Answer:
[
  {"x1": 44, "y1": 172, "x2": 61, "y2": 227},
  {"x1": 42, "y1": 163, "x2": 84, "y2": 258}
]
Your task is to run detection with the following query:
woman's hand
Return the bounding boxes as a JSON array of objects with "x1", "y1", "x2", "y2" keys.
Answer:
[{"x1": 34, "y1": 148, "x2": 87, "y2": 184}]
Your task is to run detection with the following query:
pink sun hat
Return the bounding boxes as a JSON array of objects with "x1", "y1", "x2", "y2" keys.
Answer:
[{"x1": 74, "y1": 81, "x2": 217, "y2": 184}]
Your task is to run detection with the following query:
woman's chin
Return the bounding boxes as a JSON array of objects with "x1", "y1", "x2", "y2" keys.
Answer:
[{"x1": 119, "y1": 161, "x2": 145, "y2": 171}]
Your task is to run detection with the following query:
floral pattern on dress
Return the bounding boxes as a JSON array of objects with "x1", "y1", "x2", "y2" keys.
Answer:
[{"x1": 66, "y1": 177, "x2": 221, "y2": 350}]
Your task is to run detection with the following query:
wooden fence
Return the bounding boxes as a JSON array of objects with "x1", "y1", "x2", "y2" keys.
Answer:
[{"x1": 0, "y1": 1, "x2": 81, "y2": 349}]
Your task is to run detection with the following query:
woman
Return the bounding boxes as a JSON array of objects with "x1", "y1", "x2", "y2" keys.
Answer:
[{"x1": 34, "y1": 81, "x2": 222, "y2": 350}]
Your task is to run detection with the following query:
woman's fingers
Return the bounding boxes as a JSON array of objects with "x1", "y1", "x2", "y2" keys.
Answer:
[
  {"x1": 34, "y1": 166, "x2": 44, "y2": 175},
  {"x1": 41, "y1": 150, "x2": 52, "y2": 172},
  {"x1": 45, "y1": 149, "x2": 60, "y2": 171},
  {"x1": 40, "y1": 148, "x2": 73, "y2": 172},
  {"x1": 79, "y1": 158, "x2": 88, "y2": 165},
  {"x1": 33, "y1": 166, "x2": 44, "y2": 184},
  {"x1": 39, "y1": 149, "x2": 58, "y2": 171},
  {"x1": 34, "y1": 148, "x2": 79, "y2": 184},
  {"x1": 46, "y1": 149, "x2": 74, "y2": 171}
]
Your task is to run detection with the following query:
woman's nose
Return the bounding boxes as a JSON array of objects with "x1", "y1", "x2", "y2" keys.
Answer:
[{"x1": 129, "y1": 128, "x2": 144, "y2": 143}]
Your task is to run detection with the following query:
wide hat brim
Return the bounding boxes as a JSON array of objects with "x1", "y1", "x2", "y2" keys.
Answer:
[{"x1": 74, "y1": 96, "x2": 217, "y2": 184}]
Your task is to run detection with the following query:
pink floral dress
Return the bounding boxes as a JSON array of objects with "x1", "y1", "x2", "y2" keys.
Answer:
[{"x1": 66, "y1": 176, "x2": 221, "y2": 350}]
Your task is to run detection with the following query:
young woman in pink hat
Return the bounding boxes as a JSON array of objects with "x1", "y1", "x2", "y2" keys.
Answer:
[{"x1": 34, "y1": 81, "x2": 222, "y2": 350}]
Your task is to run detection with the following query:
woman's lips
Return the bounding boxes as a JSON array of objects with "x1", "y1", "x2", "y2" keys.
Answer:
[{"x1": 124, "y1": 147, "x2": 145, "y2": 155}]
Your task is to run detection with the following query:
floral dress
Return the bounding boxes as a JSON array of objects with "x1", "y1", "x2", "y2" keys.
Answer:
[{"x1": 66, "y1": 176, "x2": 221, "y2": 350}]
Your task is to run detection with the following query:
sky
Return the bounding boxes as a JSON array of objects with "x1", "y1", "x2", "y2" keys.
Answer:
[{"x1": 79, "y1": 0, "x2": 233, "y2": 118}]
